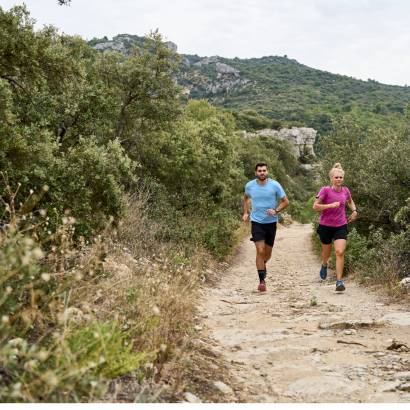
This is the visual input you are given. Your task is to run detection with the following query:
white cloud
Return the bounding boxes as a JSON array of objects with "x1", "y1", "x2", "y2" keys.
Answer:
[{"x1": 1, "y1": 0, "x2": 409, "y2": 85}]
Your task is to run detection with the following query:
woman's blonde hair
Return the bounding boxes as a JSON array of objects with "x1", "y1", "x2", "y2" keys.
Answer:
[{"x1": 329, "y1": 162, "x2": 345, "y2": 179}]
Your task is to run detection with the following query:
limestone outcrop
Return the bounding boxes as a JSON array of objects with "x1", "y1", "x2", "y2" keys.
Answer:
[{"x1": 246, "y1": 127, "x2": 317, "y2": 157}]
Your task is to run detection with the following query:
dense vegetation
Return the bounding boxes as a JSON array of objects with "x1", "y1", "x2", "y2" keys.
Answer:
[
  {"x1": 1, "y1": 4, "x2": 408, "y2": 403},
  {"x1": 90, "y1": 34, "x2": 410, "y2": 136},
  {"x1": 0, "y1": 6, "x2": 312, "y2": 402},
  {"x1": 210, "y1": 56, "x2": 410, "y2": 126},
  {"x1": 317, "y1": 112, "x2": 410, "y2": 291}
]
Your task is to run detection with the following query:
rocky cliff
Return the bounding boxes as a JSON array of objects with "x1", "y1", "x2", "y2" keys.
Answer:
[{"x1": 246, "y1": 127, "x2": 317, "y2": 158}]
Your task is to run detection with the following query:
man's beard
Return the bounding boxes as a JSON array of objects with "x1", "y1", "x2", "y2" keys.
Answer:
[{"x1": 257, "y1": 175, "x2": 267, "y2": 180}]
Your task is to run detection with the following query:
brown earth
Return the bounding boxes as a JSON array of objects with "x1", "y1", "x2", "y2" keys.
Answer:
[{"x1": 193, "y1": 223, "x2": 410, "y2": 403}]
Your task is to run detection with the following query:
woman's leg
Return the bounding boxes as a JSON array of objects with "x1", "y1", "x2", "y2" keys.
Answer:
[
  {"x1": 321, "y1": 243, "x2": 332, "y2": 266},
  {"x1": 334, "y1": 239, "x2": 347, "y2": 280}
]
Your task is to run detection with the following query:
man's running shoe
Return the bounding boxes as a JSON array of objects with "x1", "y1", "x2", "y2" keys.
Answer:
[
  {"x1": 319, "y1": 264, "x2": 328, "y2": 280},
  {"x1": 335, "y1": 280, "x2": 345, "y2": 292},
  {"x1": 258, "y1": 280, "x2": 266, "y2": 292}
]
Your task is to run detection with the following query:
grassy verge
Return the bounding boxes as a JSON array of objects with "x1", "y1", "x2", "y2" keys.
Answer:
[
  {"x1": 310, "y1": 221, "x2": 408, "y2": 299},
  {"x1": 0, "y1": 188, "x2": 246, "y2": 402}
]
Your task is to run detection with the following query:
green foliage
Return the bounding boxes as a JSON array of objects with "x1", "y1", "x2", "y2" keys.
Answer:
[
  {"x1": 176, "y1": 55, "x2": 410, "y2": 133},
  {"x1": 201, "y1": 208, "x2": 240, "y2": 260},
  {"x1": 0, "y1": 6, "x2": 327, "y2": 401},
  {"x1": 66, "y1": 321, "x2": 152, "y2": 379},
  {"x1": 232, "y1": 109, "x2": 282, "y2": 131},
  {"x1": 318, "y1": 114, "x2": 410, "y2": 236},
  {"x1": 318, "y1": 113, "x2": 410, "y2": 285}
]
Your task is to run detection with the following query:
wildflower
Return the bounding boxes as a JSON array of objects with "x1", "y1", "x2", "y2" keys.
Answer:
[
  {"x1": 2, "y1": 315, "x2": 10, "y2": 324},
  {"x1": 21, "y1": 254, "x2": 31, "y2": 266},
  {"x1": 160, "y1": 344, "x2": 167, "y2": 352},
  {"x1": 152, "y1": 305, "x2": 160, "y2": 315},
  {"x1": 8, "y1": 338, "x2": 24, "y2": 347},
  {"x1": 36, "y1": 350, "x2": 49, "y2": 361},
  {"x1": 24, "y1": 359, "x2": 38, "y2": 371},
  {"x1": 29, "y1": 189, "x2": 34, "y2": 195},
  {"x1": 39, "y1": 209, "x2": 47, "y2": 217},
  {"x1": 24, "y1": 238, "x2": 34, "y2": 246},
  {"x1": 6, "y1": 286, "x2": 12, "y2": 294},
  {"x1": 32, "y1": 248, "x2": 44, "y2": 259},
  {"x1": 42, "y1": 371, "x2": 58, "y2": 387},
  {"x1": 41, "y1": 273, "x2": 51, "y2": 282}
]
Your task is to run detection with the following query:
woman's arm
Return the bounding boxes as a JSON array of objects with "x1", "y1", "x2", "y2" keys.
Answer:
[
  {"x1": 347, "y1": 197, "x2": 358, "y2": 222},
  {"x1": 313, "y1": 197, "x2": 340, "y2": 212}
]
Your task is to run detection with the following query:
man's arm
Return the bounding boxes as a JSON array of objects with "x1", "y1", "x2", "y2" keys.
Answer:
[
  {"x1": 243, "y1": 194, "x2": 250, "y2": 222},
  {"x1": 266, "y1": 195, "x2": 289, "y2": 216},
  {"x1": 275, "y1": 196, "x2": 289, "y2": 213}
]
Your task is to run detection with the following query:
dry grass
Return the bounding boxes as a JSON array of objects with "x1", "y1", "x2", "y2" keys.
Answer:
[
  {"x1": 1, "y1": 180, "x2": 248, "y2": 402},
  {"x1": 65, "y1": 193, "x2": 226, "y2": 402}
]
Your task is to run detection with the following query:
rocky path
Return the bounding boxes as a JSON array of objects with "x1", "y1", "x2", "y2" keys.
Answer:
[{"x1": 199, "y1": 223, "x2": 410, "y2": 402}]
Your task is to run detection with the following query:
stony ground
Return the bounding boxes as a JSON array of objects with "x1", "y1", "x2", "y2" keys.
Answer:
[{"x1": 194, "y1": 223, "x2": 410, "y2": 403}]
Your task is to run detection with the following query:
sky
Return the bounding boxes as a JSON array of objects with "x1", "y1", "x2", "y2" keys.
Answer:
[{"x1": 1, "y1": 0, "x2": 410, "y2": 86}]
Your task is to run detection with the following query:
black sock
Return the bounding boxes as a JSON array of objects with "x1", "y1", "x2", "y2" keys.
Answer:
[{"x1": 258, "y1": 269, "x2": 266, "y2": 282}]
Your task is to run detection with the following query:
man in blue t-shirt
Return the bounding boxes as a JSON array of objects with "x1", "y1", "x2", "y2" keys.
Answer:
[{"x1": 243, "y1": 163, "x2": 289, "y2": 292}]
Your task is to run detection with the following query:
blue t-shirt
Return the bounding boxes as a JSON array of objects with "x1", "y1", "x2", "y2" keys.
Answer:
[{"x1": 244, "y1": 178, "x2": 286, "y2": 223}]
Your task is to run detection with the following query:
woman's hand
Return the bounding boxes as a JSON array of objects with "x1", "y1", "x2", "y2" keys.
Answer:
[
  {"x1": 242, "y1": 212, "x2": 249, "y2": 222},
  {"x1": 329, "y1": 201, "x2": 340, "y2": 209},
  {"x1": 348, "y1": 210, "x2": 358, "y2": 223}
]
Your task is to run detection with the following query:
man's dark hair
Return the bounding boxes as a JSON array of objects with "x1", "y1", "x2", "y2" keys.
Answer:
[{"x1": 255, "y1": 162, "x2": 268, "y2": 171}]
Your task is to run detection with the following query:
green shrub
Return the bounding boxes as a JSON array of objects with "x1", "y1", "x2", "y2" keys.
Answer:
[{"x1": 66, "y1": 321, "x2": 153, "y2": 380}]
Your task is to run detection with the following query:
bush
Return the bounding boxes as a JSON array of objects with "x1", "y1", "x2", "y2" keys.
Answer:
[{"x1": 317, "y1": 114, "x2": 410, "y2": 290}]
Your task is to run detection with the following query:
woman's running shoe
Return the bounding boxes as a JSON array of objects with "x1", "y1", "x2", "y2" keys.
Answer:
[
  {"x1": 335, "y1": 280, "x2": 345, "y2": 292},
  {"x1": 320, "y1": 264, "x2": 328, "y2": 280}
]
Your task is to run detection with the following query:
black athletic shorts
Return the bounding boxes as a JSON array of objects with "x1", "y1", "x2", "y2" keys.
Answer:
[
  {"x1": 317, "y1": 224, "x2": 348, "y2": 245},
  {"x1": 251, "y1": 221, "x2": 277, "y2": 247}
]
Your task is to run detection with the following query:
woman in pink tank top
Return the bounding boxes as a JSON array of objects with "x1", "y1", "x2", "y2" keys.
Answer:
[{"x1": 313, "y1": 163, "x2": 358, "y2": 292}]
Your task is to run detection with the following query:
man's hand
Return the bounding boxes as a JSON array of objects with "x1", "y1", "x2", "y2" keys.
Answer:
[
  {"x1": 266, "y1": 208, "x2": 277, "y2": 216},
  {"x1": 242, "y1": 212, "x2": 249, "y2": 222}
]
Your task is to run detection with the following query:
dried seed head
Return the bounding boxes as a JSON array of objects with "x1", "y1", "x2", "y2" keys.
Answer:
[{"x1": 41, "y1": 273, "x2": 51, "y2": 282}]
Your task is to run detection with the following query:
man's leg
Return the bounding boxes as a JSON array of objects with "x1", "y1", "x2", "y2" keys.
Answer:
[
  {"x1": 263, "y1": 222, "x2": 276, "y2": 270},
  {"x1": 255, "y1": 240, "x2": 266, "y2": 271},
  {"x1": 255, "y1": 241, "x2": 267, "y2": 291},
  {"x1": 264, "y1": 244, "x2": 273, "y2": 268}
]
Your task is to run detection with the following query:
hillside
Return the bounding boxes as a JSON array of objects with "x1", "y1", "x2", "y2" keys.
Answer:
[{"x1": 90, "y1": 34, "x2": 410, "y2": 130}]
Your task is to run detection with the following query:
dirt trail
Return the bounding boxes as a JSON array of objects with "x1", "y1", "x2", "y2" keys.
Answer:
[{"x1": 199, "y1": 223, "x2": 410, "y2": 402}]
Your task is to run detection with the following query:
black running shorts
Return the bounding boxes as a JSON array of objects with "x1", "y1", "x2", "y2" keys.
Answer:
[
  {"x1": 251, "y1": 221, "x2": 277, "y2": 247},
  {"x1": 317, "y1": 224, "x2": 348, "y2": 245}
]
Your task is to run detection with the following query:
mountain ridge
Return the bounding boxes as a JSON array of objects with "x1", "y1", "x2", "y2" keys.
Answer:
[{"x1": 90, "y1": 34, "x2": 410, "y2": 130}]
